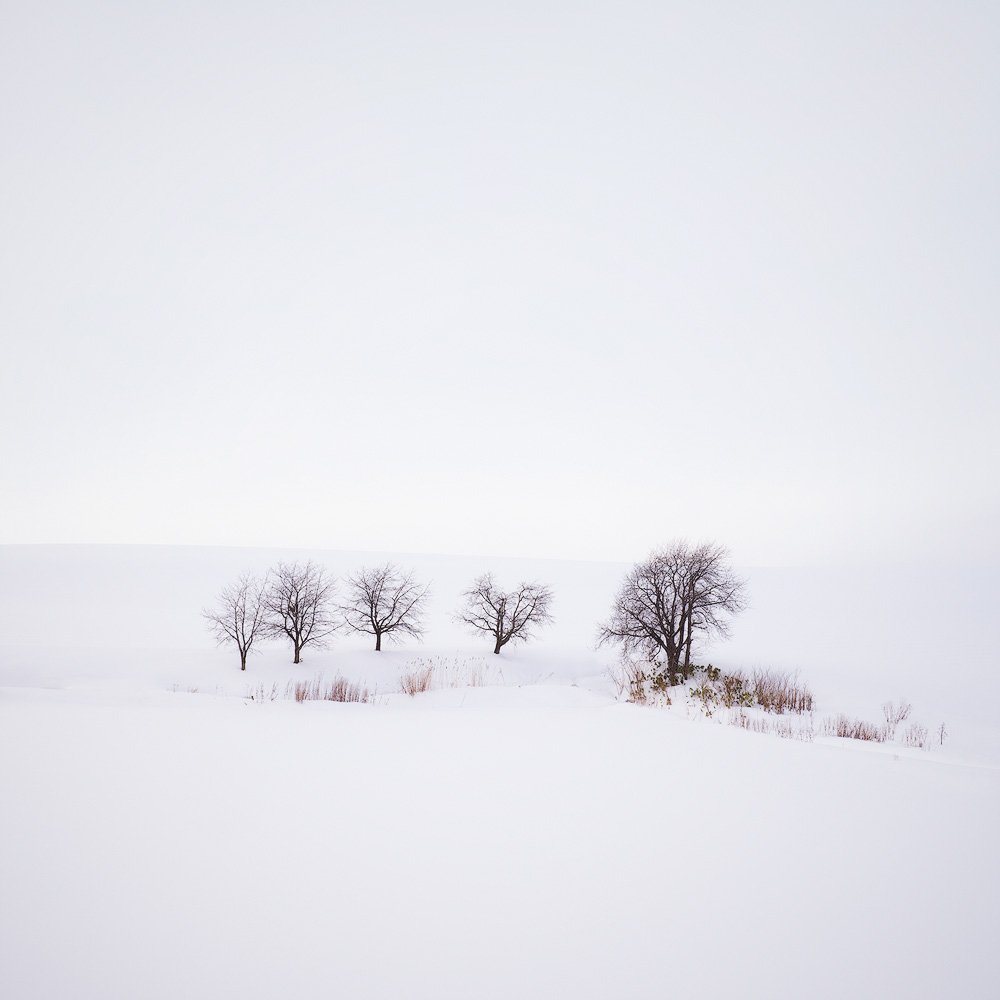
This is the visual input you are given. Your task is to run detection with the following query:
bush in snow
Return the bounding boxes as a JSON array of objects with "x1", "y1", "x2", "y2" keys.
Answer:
[
  {"x1": 881, "y1": 699, "x2": 912, "y2": 740},
  {"x1": 289, "y1": 675, "x2": 372, "y2": 703},
  {"x1": 822, "y1": 714, "x2": 885, "y2": 742},
  {"x1": 615, "y1": 660, "x2": 811, "y2": 718},
  {"x1": 750, "y1": 669, "x2": 814, "y2": 714},
  {"x1": 401, "y1": 663, "x2": 435, "y2": 696}
]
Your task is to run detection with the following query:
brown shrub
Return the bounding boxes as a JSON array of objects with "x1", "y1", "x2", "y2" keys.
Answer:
[
  {"x1": 751, "y1": 669, "x2": 814, "y2": 714},
  {"x1": 287, "y1": 676, "x2": 372, "y2": 703},
  {"x1": 822, "y1": 714, "x2": 884, "y2": 741},
  {"x1": 400, "y1": 664, "x2": 435, "y2": 696},
  {"x1": 718, "y1": 669, "x2": 751, "y2": 708}
]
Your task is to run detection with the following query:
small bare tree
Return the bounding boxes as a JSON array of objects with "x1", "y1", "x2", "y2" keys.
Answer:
[
  {"x1": 339, "y1": 563, "x2": 430, "y2": 651},
  {"x1": 597, "y1": 541, "x2": 746, "y2": 676},
  {"x1": 203, "y1": 573, "x2": 269, "y2": 671},
  {"x1": 265, "y1": 560, "x2": 337, "y2": 664},
  {"x1": 457, "y1": 574, "x2": 554, "y2": 654}
]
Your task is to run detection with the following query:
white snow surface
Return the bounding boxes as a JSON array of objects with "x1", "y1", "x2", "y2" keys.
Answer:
[{"x1": 1, "y1": 545, "x2": 998, "y2": 999}]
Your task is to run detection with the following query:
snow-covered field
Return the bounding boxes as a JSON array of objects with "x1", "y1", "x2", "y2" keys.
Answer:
[{"x1": 2, "y1": 545, "x2": 999, "y2": 999}]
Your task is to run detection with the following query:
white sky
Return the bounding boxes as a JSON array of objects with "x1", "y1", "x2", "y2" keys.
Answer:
[{"x1": 2, "y1": 1, "x2": 997, "y2": 565}]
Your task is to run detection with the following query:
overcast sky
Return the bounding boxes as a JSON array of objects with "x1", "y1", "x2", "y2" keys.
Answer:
[{"x1": 2, "y1": 1, "x2": 997, "y2": 565}]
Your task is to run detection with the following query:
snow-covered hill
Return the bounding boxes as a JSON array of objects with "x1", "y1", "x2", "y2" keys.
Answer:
[{"x1": 1, "y1": 545, "x2": 998, "y2": 998}]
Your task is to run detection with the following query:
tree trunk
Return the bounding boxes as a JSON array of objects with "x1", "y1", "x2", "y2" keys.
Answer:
[
  {"x1": 493, "y1": 637, "x2": 502, "y2": 654},
  {"x1": 293, "y1": 644, "x2": 301, "y2": 664},
  {"x1": 375, "y1": 633, "x2": 382, "y2": 652},
  {"x1": 240, "y1": 651, "x2": 247, "y2": 671},
  {"x1": 665, "y1": 647, "x2": 681, "y2": 675}
]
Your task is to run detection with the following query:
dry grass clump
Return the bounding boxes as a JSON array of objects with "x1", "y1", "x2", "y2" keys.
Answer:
[
  {"x1": 608, "y1": 659, "x2": 667, "y2": 705},
  {"x1": 609, "y1": 659, "x2": 944, "y2": 753},
  {"x1": 671, "y1": 666, "x2": 811, "y2": 716},
  {"x1": 400, "y1": 663, "x2": 435, "y2": 696},
  {"x1": 729, "y1": 710, "x2": 815, "y2": 742},
  {"x1": 751, "y1": 669, "x2": 814, "y2": 714},
  {"x1": 822, "y1": 714, "x2": 885, "y2": 742},
  {"x1": 288, "y1": 675, "x2": 372, "y2": 703},
  {"x1": 400, "y1": 656, "x2": 499, "y2": 696},
  {"x1": 816, "y1": 704, "x2": 942, "y2": 750},
  {"x1": 689, "y1": 682, "x2": 719, "y2": 715},
  {"x1": 718, "y1": 669, "x2": 751, "y2": 708},
  {"x1": 772, "y1": 717, "x2": 815, "y2": 742},
  {"x1": 611, "y1": 661, "x2": 814, "y2": 716}
]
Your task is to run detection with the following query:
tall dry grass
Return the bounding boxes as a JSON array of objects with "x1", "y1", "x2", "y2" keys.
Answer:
[
  {"x1": 822, "y1": 714, "x2": 884, "y2": 741},
  {"x1": 400, "y1": 656, "x2": 499, "y2": 696},
  {"x1": 288, "y1": 675, "x2": 372, "y2": 703},
  {"x1": 751, "y1": 669, "x2": 814, "y2": 714}
]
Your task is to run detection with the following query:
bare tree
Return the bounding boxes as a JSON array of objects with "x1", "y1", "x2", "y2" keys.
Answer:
[
  {"x1": 203, "y1": 572, "x2": 269, "y2": 671},
  {"x1": 457, "y1": 574, "x2": 554, "y2": 654},
  {"x1": 597, "y1": 542, "x2": 746, "y2": 676},
  {"x1": 265, "y1": 561, "x2": 337, "y2": 664},
  {"x1": 339, "y1": 563, "x2": 430, "y2": 651}
]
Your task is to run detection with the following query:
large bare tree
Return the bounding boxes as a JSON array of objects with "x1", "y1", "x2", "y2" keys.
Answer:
[
  {"x1": 203, "y1": 572, "x2": 269, "y2": 671},
  {"x1": 265, "y1": 560, "x2": 337, "y2": 664},
  {"x1": 457, "y1": 574, "x2": 554, "y2": 654},
  {"x1": 597, "y1": 542, "x2": 746, "y2": 675},
  {"x1": 339, "y1": 563, "x2": 430, "y2": 651}
]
